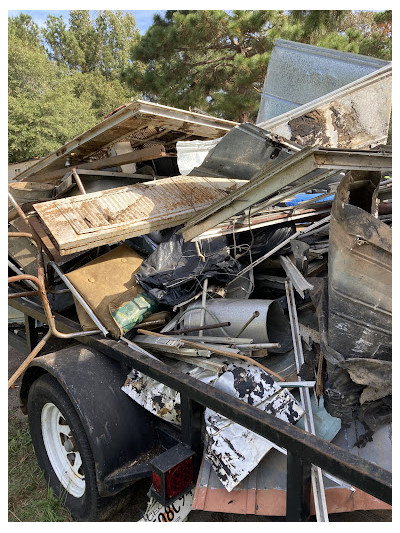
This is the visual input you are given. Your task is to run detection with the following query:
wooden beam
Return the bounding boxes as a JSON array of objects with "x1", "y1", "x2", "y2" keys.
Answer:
[{"x1": 30, "y1": 144, "x2": 169, "y2": 182}]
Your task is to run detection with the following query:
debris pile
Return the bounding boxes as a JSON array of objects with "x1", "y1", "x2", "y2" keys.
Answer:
[{"x1": 8, "y1": 40, "x2": 392, "y2": 519}]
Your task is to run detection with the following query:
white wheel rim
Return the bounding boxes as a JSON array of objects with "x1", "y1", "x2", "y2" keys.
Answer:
[{"x1": 41, "y1": 402, "x2": 85, "y2": 498}]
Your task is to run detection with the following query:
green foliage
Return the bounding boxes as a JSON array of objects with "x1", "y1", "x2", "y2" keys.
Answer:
[
  {"x1": 8, "y1": 11, "x2": 136, "y2": 163},
  {"x1": 42, "y1": 10, "x2": 140, "y2": 80}
]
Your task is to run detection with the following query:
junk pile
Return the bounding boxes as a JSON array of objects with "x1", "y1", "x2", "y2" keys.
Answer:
[{"x1": 8, "y1": 40, "x2": 392, "y2": 519}]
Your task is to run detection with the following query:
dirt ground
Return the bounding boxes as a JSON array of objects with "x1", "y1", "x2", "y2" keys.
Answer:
[{"x1": 8, "y1": 338, "x2": 391, "y2": 522}]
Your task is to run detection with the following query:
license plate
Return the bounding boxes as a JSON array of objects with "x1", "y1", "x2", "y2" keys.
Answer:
[{"x1": 139, "y1": 488, "x2": 194, "y2": 522}]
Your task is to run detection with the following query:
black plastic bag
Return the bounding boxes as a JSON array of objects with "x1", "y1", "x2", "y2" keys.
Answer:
[{"x1": 135, "y1": 231, "x2": 241, "y2": 306}]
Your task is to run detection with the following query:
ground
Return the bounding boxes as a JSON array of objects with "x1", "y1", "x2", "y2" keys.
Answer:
[{"x1": 8, "y1": 339, "x2": 391, "y2": 522}]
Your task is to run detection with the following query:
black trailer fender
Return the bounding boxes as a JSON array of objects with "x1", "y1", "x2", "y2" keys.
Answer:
[{"x1": 20, "y1": 344, "x2": 157, "y2": 497}]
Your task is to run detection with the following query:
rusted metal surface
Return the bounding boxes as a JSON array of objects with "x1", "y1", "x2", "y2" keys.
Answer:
[
  {"x1": 33, "y1": 176, "x2": 245, "y2": 255},
  {"x1": 328, "y1": 171, "x2": 392, "y2": 361},
  {"x1": 13, "y1": 100, "x2": 238, "y2": 183},
  {"x1": 258, "y1": 65, "x2": 392, "y2": 150}
]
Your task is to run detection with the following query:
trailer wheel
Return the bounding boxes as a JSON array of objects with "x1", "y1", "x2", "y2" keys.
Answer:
[{"x1": 27, "y1": 373, "x2": 111, "y2": 521}]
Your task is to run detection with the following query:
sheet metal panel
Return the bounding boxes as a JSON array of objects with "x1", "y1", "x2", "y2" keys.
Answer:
[
  {"x1": 33, "y1": 176, "x2": 245, "y2": 255},
  {"x1": 257, "y1": 39, "x2": 389, "y2": 123}
]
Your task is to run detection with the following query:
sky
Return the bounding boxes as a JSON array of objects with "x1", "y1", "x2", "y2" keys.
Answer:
[{"x1": 7, "y1": 9, "x2": 166, "y2": 34}]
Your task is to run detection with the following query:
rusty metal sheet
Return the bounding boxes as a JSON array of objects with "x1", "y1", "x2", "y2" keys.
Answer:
[
  {"x1": 33, "y1": 176, "x2": 245, "y2": 255},
  {"x1": 14, "y1": 100, "x2": 238, "y2": 183},
  {"x1": 258, "y1": 65, "x2": 392, "y2": 149}
]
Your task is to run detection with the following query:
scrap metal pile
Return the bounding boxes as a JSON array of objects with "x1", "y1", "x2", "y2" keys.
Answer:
[{"x1": 8, "y1": 40, "x2": 392, "y2": 519}]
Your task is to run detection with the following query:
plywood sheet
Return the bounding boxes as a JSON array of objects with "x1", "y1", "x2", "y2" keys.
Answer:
[{"x1": 33, "y1": 176, "x2": 244, "y2": 255}]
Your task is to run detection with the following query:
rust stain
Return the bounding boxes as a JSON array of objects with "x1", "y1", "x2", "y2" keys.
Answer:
[{"x1": 288, "y1": 110, "x2": 330, "y2": 147}]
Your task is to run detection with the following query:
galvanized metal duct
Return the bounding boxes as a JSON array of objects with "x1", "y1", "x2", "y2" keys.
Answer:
[{"x1": 183, "y1": 299, "x2": 292, "y2": 353}]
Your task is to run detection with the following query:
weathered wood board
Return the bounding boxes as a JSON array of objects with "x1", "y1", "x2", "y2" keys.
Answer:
[{"x1": 33, "y1": 176, "x2": 245, "y2": 256}]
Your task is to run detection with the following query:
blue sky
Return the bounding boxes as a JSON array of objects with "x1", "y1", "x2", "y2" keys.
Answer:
[{"x1": 8, "y1": 10, "x2": 166, "y2": 34}]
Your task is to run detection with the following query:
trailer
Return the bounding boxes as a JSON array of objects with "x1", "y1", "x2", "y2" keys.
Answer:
[{"x1": 8, "y1": 292, "x2": 391, "y2": 522}]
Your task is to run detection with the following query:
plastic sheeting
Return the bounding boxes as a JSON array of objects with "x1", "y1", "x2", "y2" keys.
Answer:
[{"x1": 136, "y1": 231, "x2": 241, "y2": 306}]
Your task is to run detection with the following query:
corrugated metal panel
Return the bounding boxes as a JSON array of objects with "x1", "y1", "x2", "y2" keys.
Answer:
[
  {"x1": 257, "y1": 39, "x2": 390, "y2": 123},
  {"x1": 33, "y1": 176, "x2": 245, "y2": 255}
]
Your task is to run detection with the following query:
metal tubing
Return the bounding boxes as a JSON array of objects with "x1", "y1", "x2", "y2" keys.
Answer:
[
  {"x1": 8, "y1": 290, "x2": 40, "y2": 299},
  {"x1": 8, "y1": 191, "x2": 55, "y2": 262},
  {"x1": 199, "y1": 278, "x2": 208, "y2": 338},
  {"x1": 286, "y1": 280, "x2": 329, "y2": 522},
  {"x1": 8, "y1": 274, "x2": 100, "y2": 340},
  {"x1": 137, "y1": 329, "x2": 286, "y2": 381},
  {"x1": 184, "y1": 298, "x2": 291, "y2": 350},
  {"x1": 48, "y1": 261, "x2": 108, "y2": 337},
  {"x1": 168, "y1": 322, "x2": 231, "y2": 335},
  {"x1": 236, "y1": 310, "x2": 260, "y2": 337},
  {"x1": 8, "y1": 329, "x2": 52, "y2": 389}
]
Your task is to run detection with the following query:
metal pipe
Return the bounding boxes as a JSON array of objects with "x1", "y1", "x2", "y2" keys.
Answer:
[
  {"x1": 8, "y1": 329, "x2": 52, "y2": 389},
  {"x1": 235, "y1": 343, "x2": 281, "y2": 349},
  {"x1": 7, "y1": 191, "x2": 54, "y2": 262},
  {"x1": 8, "y1": 260, "x2": 37, "y2": 289},
  {"x1": 48, "y1": 261, "x2": 108, "y2": 337},
  {"x1": 183, "y1": 299, "x2": 291, "y2": 351},
  {"x1": 199, "y1": 278, "x2": 208, "y2": 337},
  {"x1": 286, "y1": 280, "x2": 329, "y2": 522},
  {"x1": 137, "y1": 329, "x2": 286, "y2": 382},
  {"x1": 8, "y1": 274, "x2": 101, "y2": 340},
  {"x1": 168, "y1": 322, "x2": 231, "y2": 335},
  {"x1": 236, "y1": 310, "x2": 260, "y2": 337},
  {"x1": 8, "y1": 290, "x2": 40, "y2": 299}
]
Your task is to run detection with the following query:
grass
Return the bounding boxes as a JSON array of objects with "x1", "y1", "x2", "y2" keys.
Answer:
[{"x1": 8, "y1": 414, "x2": 72, "y2": 522}]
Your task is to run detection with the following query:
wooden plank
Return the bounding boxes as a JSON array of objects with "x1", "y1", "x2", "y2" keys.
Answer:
[
  {"x1": 33, "y1": 176, "x2": 245, "y2": 255},
  {"x1": 34, "y1": 144, "x2": 168, "y2": 183}
]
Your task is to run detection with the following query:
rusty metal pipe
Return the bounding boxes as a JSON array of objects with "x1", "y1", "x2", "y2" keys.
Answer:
[
  {"x1": 8, "y1": 290, "x2": 40, "y2": 299},
  {"x1": 8, "y1": 192, "x2": 54, "y2": 262},
  {"x1": 8, "y1": 329, "x2": 52, "y2": 389},
  {"x1": 8, "y1": 231, "x2": 34, "y2": 239}
]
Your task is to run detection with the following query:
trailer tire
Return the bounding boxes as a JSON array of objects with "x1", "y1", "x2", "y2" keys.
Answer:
[{"x1": 27, "y1": 373, "x2": 115, "y2": 521}]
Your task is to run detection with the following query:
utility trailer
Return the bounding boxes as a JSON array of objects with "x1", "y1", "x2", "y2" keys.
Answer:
[{"x1": 8, "y1": 292, "x2": 391, "y2": 522}]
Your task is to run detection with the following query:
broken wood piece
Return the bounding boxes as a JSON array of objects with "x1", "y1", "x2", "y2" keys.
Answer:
[
  {"x1": 137, "y1": 329, "x2": 286, "y2": 381},
  {"x1": 33, "y1": 176, "x2": 245, "y2": 255}
]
